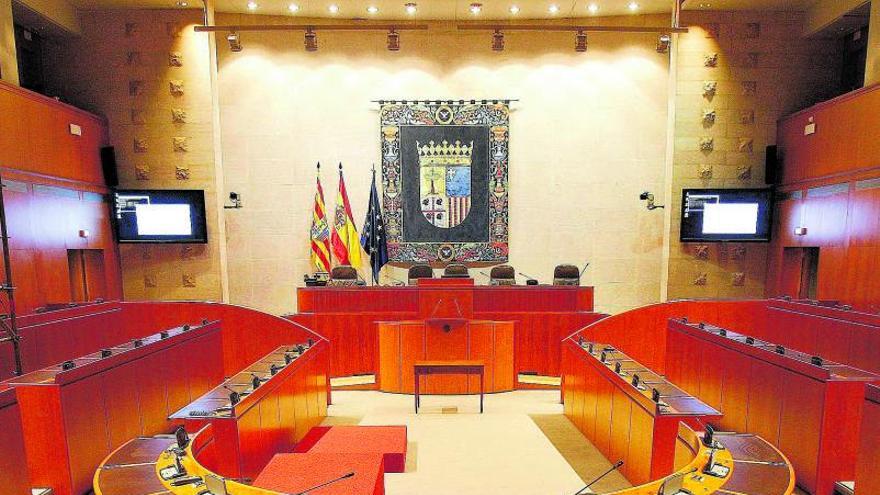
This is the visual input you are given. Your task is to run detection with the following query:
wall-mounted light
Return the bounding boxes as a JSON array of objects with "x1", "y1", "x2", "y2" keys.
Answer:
[
  {"x1": 656, "y1": 33, "x2": 671, "y2": 53},
  {"x1": 469, "y1": 3, "x2": 482, "y2": 15},
  {"x1": 305, "y1": 28, "x2": 318, "y2": 51},
  {"x1": 628, "y1": 1, "x2": 639, "y2": 12},
  {"x1": 246, "y1": 0, "x2": 257, "y2": 10},
  {"x1": 288, "y1": 3, "x2": 299, "y2": 13},
  {"x1": 587, "y1": 3, "x2": 598, "y2": 14},
  {"x1": 509, "y1": 5, "x2": 520, "y2": 14},
  {"x1": 575, "y1": 30, "x2": 587, "y2": 52},
  {"x1": 227, "y1": 31, "x2": 242, "y2": 52},
  {"x1": 387, "y1": 29, "x2": 400, "y2": 51},
  {"x1": 548, "y1": 4, "x2": 559, "y2": 14},
  {"x1": 492, "y1": 29, "x2": 504, "y2": 51},
  {"x1": 367, "y1": 5, "x2": 379, "y2": 14},
  {"x1": 405, "y1": 2, "x2": 417, "y2": 14},
  {"x1": 328, "y1": 4, "x2": 339, "y2": 14}
]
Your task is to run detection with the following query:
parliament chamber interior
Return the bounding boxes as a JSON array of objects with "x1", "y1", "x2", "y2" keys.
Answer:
[{"x1": 1, "y1": 0, "x2": 880, "y2": 494}]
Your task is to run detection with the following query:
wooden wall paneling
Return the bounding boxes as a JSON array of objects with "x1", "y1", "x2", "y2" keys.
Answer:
[
  {"x1": 258, "y1": 394, "x2": 283, "y2": 464},
  {"x1": 279, "y1": 371, "x2": 298, "y2": 446},
  {"x1": 717, "y1": 347, "x2": 751, "y2": 432},
  {"x1": 594, "y1": 376, "x2": 613, "y2": 456},
  {"x1": 744, "y1": 359, "x2": 784, "y2": 445},
  {"x1": 854, "y1": 386, "x2": 880, "y2": 495},
  {"x1": 424, "y1": 322, "x2": 468, "y2": 394},
  {"x1": 0, "y1": 394, "x2": 31, "y2": 495},
  {"x1": 400, "y1": 323, "x2": 424, "y2": 394},
  {"x1": 815, "y1": 382, "x2": 869, "y2": 495},
  {"x1": 102, "y1": 360, "x2": 144, "y2": 450},
  {"x1": 847, "y1": 319, "x2": 880, "y2": 374},
  {"x1": 777, "y1": 370, "x2": 824, "y2": 494},
  {"x1": 237, "y1": 408, "x2": 264, "y2": 481},
  {"x1": 467, "y1": 322, "x2": 494, "y2": 394},
  {"x1": 15, "y1": 386, "x2": 71, "y2": 494},
  {"x1": 697, "y1": 340, "x2": 724, "y2": 411},
  {"x1": 135, "y1": 350, "x2": 172, "y2": 435},
  {"x1": 61, "y1": 376, "x2": 112, "y2": 495},
  {"x1": 493, "y1": 322, "x2": 514, "y2": 391},
  {"x1": 378, "y1": 322, "x2": 401, "y2": 392},
  {"x1": 293, "y1": 370, "x2": 309, "y2": 442},
  {"x1": 625, "y1": 406, "x2": 654, "y2": 485},
  {"x1": 581, "y1": 359, "x2": 599, "y2": 441},
  {"x1": 609, "y1": 386, "x2": 633, "y2": 477},
  {"x1": 569, "y1": 356, "x2": 584, "y2": 433}
]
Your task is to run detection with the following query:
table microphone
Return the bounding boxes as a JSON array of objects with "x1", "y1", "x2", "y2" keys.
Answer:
[
  {"x1": 518, "y1": 272, "x2": 539, "y2": 285},
  {"x1": 570, "y1": 460, "x2": 623, "y2": 495},
  {"x1": 288, "y1": 471, "x2": 355, "y2": 495}
]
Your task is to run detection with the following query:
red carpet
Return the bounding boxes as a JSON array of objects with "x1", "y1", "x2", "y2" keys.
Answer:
[
  {"x1": 253, "y1": 453, "x2": 384, "y2": 495},
  {"x1": 297, "y1": 425, "x2": 408, "y2": 473}
]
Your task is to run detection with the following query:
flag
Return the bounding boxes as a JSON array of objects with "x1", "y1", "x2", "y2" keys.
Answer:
[
  {"x1": 361, "y1": 168, "x2": 388, "y2": 282},
  {"x1": 331, "y1": 163, "x2": 362, "y2": 268},
  {"x1": 310, "y1": 163, "x2": 331, "y2": 273}
]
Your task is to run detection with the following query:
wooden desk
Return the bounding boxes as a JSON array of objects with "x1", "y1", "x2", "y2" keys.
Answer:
[{"x1": 414, "y1": 361, "x2": 484, "y2": 413}]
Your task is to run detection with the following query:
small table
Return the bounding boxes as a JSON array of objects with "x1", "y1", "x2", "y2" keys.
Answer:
[{"x1": 414, "y1": 360, "x2": 484, "y2": 414}]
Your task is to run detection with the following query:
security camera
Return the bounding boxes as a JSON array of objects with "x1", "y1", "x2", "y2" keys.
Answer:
[
  {"x1": 639, "y1": 191, "x2": 664, "y2": 210},
  {"x1": 225, "y1": 192, "x2": 242, "y2": 209}
]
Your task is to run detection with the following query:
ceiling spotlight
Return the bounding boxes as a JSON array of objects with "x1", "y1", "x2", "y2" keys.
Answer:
[
  {"x1": 509, "y1": 5, "x2": 520, "y2": 14},
  {"x1": 656, "y1": 33, "x2": 671, "y2": 53},
  {"x1": 492, "y1": 29, "x2": 504, "y2": 51},
  {"x1": 548, "y1": 4, "x2": 559, "y2": 14},
  {"x1": 405, "y1": 2, "x2": 417, "y2": 14},
  {"x1": 367, "y1": 5, "x2": 379, "y2": 13},
  {"x1": 176, "y1": 0, "x2": 188, "y2": 7},
  {"x1": 575, "y1": 30, "x2": 587, "y2": 52},
  {"x1": 628, "y1": 1, "x2": 639, "y2": 11},
  {"x1": 328, "y1": 3, "x2": 339, "y2": 13},
  {"x1": 246, "y1": 0, "x2": 257, "y2": 10},
  {"x1": 387, "y1": 29, "x2": 400, "y2": 51},
  {"x1": 587, "y1": 3, "x2": 598, "y2": 13},
  {"x1": 305, "y1": 28, "x2": 318, "y2": 51},
  {"x1": 288, "y1": 3, "x2": 299, "y2": 12},
  {"x1": 227, "y1": 31, "x2": 242, "y2": 52},
  {"x1": 469, "y1": 3, "x2": 482, "y2": 14}
]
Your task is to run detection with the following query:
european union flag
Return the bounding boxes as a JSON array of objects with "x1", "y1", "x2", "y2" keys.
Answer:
[{"x1": 361, "y1": 169, "x2": 388, "y2": 283}]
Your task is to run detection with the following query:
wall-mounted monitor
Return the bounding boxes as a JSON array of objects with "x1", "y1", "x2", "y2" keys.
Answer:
[
  {"x1": 680, "y1": 188, "x2": 773, "y2": 242},
  {"x1": 114, "y1": 189, "x2": 208, "y2": 243}
]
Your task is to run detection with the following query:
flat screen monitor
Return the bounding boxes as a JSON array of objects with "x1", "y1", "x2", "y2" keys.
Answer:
[
  {"x1": 680, "y1": 188, "x2": 772, "y2": 242},
  {"x1": 114, "y1": 189, "x2": 208, "y2": 243}
]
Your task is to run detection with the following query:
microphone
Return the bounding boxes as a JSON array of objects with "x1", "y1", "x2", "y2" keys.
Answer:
[
  {"x1": 288, "y1": 471, "x2": 355, "y2": 495},
  {"x1": 384, "y1": 274, "x2": 407, "y2": 286},
  {"x1": 579, "y1": 263, "x2": 590, "y2": 279},
  {"x1": 518, "y1": 272, "x2": 539, "y2": 285},
  {"x1": 570, "y1": 460, "x2": 623, "y2": 495}
]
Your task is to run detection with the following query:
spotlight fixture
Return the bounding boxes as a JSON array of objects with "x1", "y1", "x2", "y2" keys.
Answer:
[
  {"x1": 328, "y1": 3, "x2": 339, "y2": 13},
  {"x1": 305, "y1": 28, "x2": 318, "y2": 51},
  {"x1": 288, "y1": 3, "x2": 299, "y2": 12},
  {"x1": 492, "y1": 29, "x2": 504, "y2": 51},
  {"x1": 509, "y1": 5, "x2": 519, "y2": 14},
  {"x1": 405, "y1": 2, "x2": 417, "y2": 14},
  {"x1": 575, "y1": 30, "x2": 587, "y2": 52},
  {"x1": 176, "y1": 0, "x2": 188, "y2": 7},
  {"x1": 387, "y1": 29, "x2": 400, "y2": 51},
  {"x1": 587, "y1": 3, "x2": 598, "y2": 13},
  {"x1": 469, "y1": 2, "x2": 482, "y2": 14},
  {"x1": 656, "y1": 33, "x2": 671, "y2": 53},
  {"x1": 227, "y1": 31, "x2": 242, "y2": 52},
  {"x1": 246, "y1": 0, "x2": 257, "y2": 10},
  {"x1": 628, "y1": 1, "x2": 639, "y2": 11},
  {"x1": 367, "y1": 5, "x2": 379, "y2": 14},
  {"x1": 548, "y1": 4, "x2": 559, "y2": 14}
]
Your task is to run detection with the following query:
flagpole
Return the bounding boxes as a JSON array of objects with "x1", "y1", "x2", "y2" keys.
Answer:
[{"x1": 371, "y1": 164, "x2": 377, "y2": 287}]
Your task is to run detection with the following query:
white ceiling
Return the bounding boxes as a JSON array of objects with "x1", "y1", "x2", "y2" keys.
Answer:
[{"x1": 70, "y1": 0, "x2": 821, "y2": 20}]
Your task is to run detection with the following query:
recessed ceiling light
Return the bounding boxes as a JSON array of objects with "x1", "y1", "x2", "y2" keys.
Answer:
[
  {"x1": 628, "y1": 1, "x2": 639, "y2": 11},
  {"x1": 176, "y1": 0, "x2": 187, "y2": 6},
  {"x1": 405, "y1": 2, "x2": 417, "y2": 14},
  {"x1": 587, "y1": 3, "x2": 598, "y2": 14},
  {"x1": 367, "y1": 5, "x2": 379, "y2": 13},
  {"x1": 246, "y1": 0, "x2": 257, "y2": 10},
  {"x1": 548, "y1": 4, "x2": 559, "y2": 14},
  {"x1": 288, "y1": 3, "x2": 299, "y2": 12},
  {"x1": 328, "y1": 3, "x2": 339, "y2": 13},
  {"x1": 509, "y1": 5, "x2": 520, "y2": 14},
  {"x1": 469, "y1": 3, "x2": 482, "y2": 14}
]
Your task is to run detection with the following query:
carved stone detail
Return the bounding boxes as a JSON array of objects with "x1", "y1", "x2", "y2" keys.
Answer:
[
  {"x1": 732, "y1": 272, "x2": 746, "y2": 286},
  {"x1": 698, "y1": 163, "x2": 713, "y2": 179},
  {"x1": 702, "y1": 81, "x2": 717, "y2": 99},
  {"x1": 125, "y1": 22, "x2": 138, "y2": 37},
  {"x1": 746, "y1": 52, "x2": 760, "y2": 68},
  {"x1": 130, "y1": 108, "x2": 146, "y2": 124},
  {"x1": 738, "y1": 138, "x2": 754, "y2": 153},
  {"x1": 702, "y1": 109, "x2": 716, "y2": 126},
  {"x1": 173, "y1": 137, "x2": 189, "y2": 152},
  {"x1": 169, "y1": 52, "x2": 183, "y2": 67},
  {"x1": 135, "y1": 165, "x2": 150, "y2": 180},
  {"x1": 169, "y1": 80, "x2": 184, "y2": 96},
  {"x1": 730, "y1": 245, "x2": 747, "y2": 261},
  {"x1": 171, "y1": 108, "x2": 187, "y2": 123},
  {"x1": 694, "y1": 245, "x2": 710, "y2": 260},
  {"x1": 742, "y1": 81, "x2": 757, "y2": 96},
  {"x1": 693, "y1": 273, "x2": 708, "y2": 286},
  {"x1": 699, "y1": 137, "x2": 714, "y2": 152},
  {"x1": 126, "y1": 51, "x2": 142, "y2": 66},
  {"x1": 144, "y1": 274, "x2": 157, "y2": 288},
  {"x1": 133, "y1": 138, "x2": 148, "y2": 153},
  {"x1": 739, "y1": 110, "x2": 755, "y2": 125},
  {"x1": 737, "y1": 165, "x2": 752, "y2": 181},
  {"x1": 182, "y1": 274, "x2": 197, "y2": 287},
  {"x1": 175, "y1": 166, "x2": 191, "y2": 180},
  {"x1": 704, "y1": 53, "x2": 719, "y2": 67}
]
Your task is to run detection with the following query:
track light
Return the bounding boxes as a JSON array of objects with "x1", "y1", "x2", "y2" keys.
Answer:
[
  {"x1": 492, "y1": 29, "x2": 504, "y2": 51},
  {"x1": 405, "y1": 2, "x2": 417, "y2": 14},
  {"x1": 656, "y1": 34, "x2": 671, "y2": 53},
  {"x1": 227, "y1": 31, "x2": 242, "y2": 52},
  {"x1": 387, "y1": 29, "x2": 400, "y2": 51},
  {"x1": 305, "y1": 28, "x2": 317, "y2": 51},
  {"x1": 575, "y1": 30, "x2": 587, "y2": 52}
]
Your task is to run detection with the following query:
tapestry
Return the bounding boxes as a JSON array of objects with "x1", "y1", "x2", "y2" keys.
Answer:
[{"x1": 380, "y1": 100, "x2": 510, "y2": 264}]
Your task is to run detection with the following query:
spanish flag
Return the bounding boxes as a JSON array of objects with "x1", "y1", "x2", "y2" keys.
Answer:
[
  {"x1": 331, "y1": 163, "x2": 362, "y2": 268},
  {"x1": 310, "y1": 163, "x2": 331, "y2": 273}
]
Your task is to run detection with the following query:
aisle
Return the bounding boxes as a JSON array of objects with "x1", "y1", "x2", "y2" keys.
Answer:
[{"x1": 323, "y1": 390, "x2": 625, "y2": 495}]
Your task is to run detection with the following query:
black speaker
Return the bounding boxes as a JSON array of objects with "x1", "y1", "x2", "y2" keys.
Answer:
[
  {"x1": 100, "y1": 146, "x2": 119, "y2": 188},
  {"x1": 765, "y1": 145, "x2": 779, "y2": 185}
]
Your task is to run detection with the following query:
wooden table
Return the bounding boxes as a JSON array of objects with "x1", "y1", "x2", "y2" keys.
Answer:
[{"x1": 414, "y1": 361, "x2": 484, "y2": 413}]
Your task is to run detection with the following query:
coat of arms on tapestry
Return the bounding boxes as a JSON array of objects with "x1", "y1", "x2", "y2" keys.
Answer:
[{"x1": 380, "y1": 100, "x2": 510, "y2": 264}]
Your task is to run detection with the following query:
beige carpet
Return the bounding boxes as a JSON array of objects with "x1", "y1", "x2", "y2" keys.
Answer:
[{"x1": 323, "y1": 390, "x2": 629, "y2": 495}]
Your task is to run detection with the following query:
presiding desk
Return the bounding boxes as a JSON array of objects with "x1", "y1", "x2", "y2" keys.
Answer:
[{"x1": 414, "y1": 360, "x2": 484, "y2": 413}]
